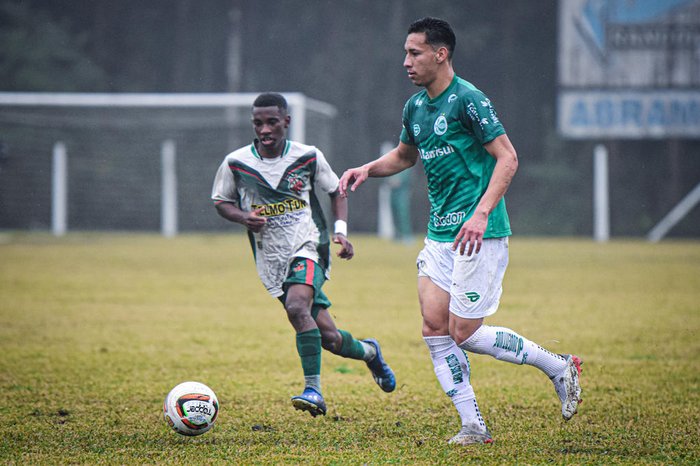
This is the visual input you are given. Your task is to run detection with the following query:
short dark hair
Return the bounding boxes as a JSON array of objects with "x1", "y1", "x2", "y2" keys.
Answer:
[
  {"x1": 408, "y1": 17, "x2": 456, "y2": 60},
  {"x1": 253, "y1": 92, "x2": 288, "y2": 112}
]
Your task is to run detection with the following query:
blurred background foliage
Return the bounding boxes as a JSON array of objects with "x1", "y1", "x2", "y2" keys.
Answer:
[{"x1": 0, "y1": 0, "x2": 698, "y2": 237}]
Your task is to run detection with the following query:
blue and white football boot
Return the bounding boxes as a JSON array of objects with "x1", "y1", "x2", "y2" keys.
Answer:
[
  {"x1": 363, "y1": 338, "x2": 396, "y2": 393},
  {"x1": 291, "y1": 387, "x2": 327, "y2": 417}
]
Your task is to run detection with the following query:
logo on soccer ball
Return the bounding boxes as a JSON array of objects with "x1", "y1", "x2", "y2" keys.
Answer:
[
  {"x1": 163, "y1": 381, "x2": 219, "y2": 437},
  {"x1": 434, "y1": 115, "x2": 448, "y2": 135}
]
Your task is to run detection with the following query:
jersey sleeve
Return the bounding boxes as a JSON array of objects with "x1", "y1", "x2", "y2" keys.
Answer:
[
  {"x1": 313, "y1": 149, "x2": 340, "y2": 194},
  {"x1": 399, "y1": 99, "x2": 415, "y2": 145},
  {"x1": 211, "y1": 158, "x2": 238, "y2": 204},
  {"x1": 459, "y1": 90, "x2": 506, "y2": 144}
]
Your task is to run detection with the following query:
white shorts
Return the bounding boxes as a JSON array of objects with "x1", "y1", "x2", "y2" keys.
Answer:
[{"x1": 416, "y1": 237, "x2": 509, "y2": 319}]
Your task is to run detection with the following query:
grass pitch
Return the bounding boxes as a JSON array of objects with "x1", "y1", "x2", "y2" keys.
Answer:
[{"x1": 0, "y1": 233, "x2": 698, "y2": 464}]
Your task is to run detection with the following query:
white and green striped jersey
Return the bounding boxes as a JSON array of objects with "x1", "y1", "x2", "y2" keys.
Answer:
[
  {"x1": 400, "y1": 75, "x2": 512, "y2": 242},
  {"x1": 211, "y1": 140, "x2": 339, "y2": 297}
]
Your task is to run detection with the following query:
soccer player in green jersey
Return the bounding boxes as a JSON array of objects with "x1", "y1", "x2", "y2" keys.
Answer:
[
  {"x1": 212, "y1": 93, "x2": 395, "y2": 417},
  {"x1": 339, "y1": 18, "x2": 582, "y2": 445}
]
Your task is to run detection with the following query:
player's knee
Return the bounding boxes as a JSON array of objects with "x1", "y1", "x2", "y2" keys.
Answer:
[
  {"x1": 284, "y1": 297, "x2": 313, "y2": 326},
  {"x1": 451, "y1": 322, "x2": 482, "y2": 348},
  {"x1": 422, "y1": 318, "x2": 448, "y2": 337},
  {"x1": 451, "y1": 329, "x2": 473, "y2": 348}
]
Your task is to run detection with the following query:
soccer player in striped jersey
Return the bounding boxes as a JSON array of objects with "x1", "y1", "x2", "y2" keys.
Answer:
[
  {"x1": 339, "y1": 18, "x2": 582, "y2": 445},
  {"x1": 212, "y1": 93, "x2": 395, "y2": 417}
]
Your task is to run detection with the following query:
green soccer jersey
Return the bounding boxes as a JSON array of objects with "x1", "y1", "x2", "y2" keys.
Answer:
[{"x1": 400, "y1": 75, "x2": 512, "y2": 242}]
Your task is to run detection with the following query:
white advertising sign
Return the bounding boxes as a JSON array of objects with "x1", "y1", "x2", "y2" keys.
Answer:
[{"x1": 558, "y1": 0, "x2": 700, "y2": 138}]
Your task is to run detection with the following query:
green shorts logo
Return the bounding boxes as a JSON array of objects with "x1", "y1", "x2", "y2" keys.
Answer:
[{"x1": 465, "y1": 292, "x2": 480, "y2": 303}]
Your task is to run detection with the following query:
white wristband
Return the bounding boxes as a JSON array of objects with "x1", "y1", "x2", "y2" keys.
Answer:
[{"x1": 334, "y1": 220, "x2": 348, "y2": 236}]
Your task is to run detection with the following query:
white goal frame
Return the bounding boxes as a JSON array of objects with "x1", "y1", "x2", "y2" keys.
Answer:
[
  {"x1": 0, "y1": 92, "x2": 336, "y2": 145},
  {"x1": 0, "y1": 92, "x2": 337, "y2": 236}
]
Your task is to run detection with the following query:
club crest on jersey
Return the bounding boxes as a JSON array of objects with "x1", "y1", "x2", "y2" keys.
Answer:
[
  {"x1": 434, "y1": 115, "x2": 448, "y2": 135},
  {"x1": 286, "y1": 172, "x2": 305, "y2": 194}
]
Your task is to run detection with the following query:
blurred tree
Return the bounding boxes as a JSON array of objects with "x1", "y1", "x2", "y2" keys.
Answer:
[
  {"x1": 0, "y1": 0, "x2": 695, "y2": 236},
  {"x1": 0, "y1": 1, "x2": 106, "y2": 91},
  {"x1": 173, "y1": 0, "x2": 194, "y2": 91}
]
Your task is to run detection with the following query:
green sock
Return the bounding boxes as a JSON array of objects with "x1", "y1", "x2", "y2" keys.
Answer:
[
  {"x1": 296, "y1": 328, "x2": 322, "y2": 377},
  {"x1": 337, "y1": 329, "x2": 368, "y2": 360}
]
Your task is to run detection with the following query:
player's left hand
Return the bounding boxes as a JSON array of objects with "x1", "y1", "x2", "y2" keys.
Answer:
[
  {"x1": 453, "y1": 211, "x2": 488, "y2": 256},
  {"x1": 333, "y1": 234, "x2": 354, "y2": 260}
]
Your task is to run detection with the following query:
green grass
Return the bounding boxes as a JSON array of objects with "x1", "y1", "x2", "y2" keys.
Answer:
[{"x1": 0, "y1": 233, "x2": 698, "y2": 464}]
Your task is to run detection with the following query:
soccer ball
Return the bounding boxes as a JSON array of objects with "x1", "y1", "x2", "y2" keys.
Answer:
[{"x1": 163, "y1": 381, "x2": 219, "y2": 436}]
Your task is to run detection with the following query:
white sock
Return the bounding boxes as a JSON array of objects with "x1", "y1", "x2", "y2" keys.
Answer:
[
  {"x1": 424, "y1": 335, "x2": 486, "y2": 429},
  {"x1": 459, "y1": 325, "x2": 567, "y2": 378},
  {"x1": 304, "y1": 375, "x2": 321, "y2": 393}
]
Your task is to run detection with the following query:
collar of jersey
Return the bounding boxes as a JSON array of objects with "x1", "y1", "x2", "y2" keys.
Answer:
[
  {"x1": 251, "y1": 139, "x2": 291, "y2": 160},
  {"x1": 426, "y1": 74, "x2": 459, "y2": 104}
]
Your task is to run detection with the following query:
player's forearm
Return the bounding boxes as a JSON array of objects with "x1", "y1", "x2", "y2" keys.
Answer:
[
  {"x1": 476, "y1": 134, "x2": 518, "y2": 216},
  {"x1": 329, "y1": 191, "x2": 349, "y2": 237},
  {"x1": 214, "y1": 201, "x2": 247, "y2": 224},
  {"x1": 329, "y1": 191, "x2": 348, "y2": 222},
  {"x1": 475, "y1": 150, "x2": 518, "y2": 216},
  {"x1": 366, "y1": 147, "x2": 415, "y2": 177}
]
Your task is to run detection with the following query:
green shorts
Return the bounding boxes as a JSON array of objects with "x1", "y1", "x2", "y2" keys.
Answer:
[{"x1": 279, "y1": 257, "x2": 331, "y2": 317}]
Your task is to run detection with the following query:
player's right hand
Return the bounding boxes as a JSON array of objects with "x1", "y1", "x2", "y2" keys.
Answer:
[
  {"x1": 245, "y1": 206, "x2": 267, "y2": 233},
  {"x1": 333, "y1": 234, "x2": 354, "y2": 260},
  {"x1": 453, "y1": 211, "x2": 487, "y2": 256},
  {"x1": 338, "y1": 166, "x2": 369, "y2": 197}
]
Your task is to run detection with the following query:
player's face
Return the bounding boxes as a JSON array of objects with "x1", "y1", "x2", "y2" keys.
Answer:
[
  {"x1": 252, "y1": 106, "x2": 290, "y2": 157},
  {"x1": 403, "y1": 32, "x2": 440, "y2": 88}
]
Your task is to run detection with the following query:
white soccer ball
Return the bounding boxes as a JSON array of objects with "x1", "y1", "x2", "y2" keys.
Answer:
[{"x1": 163, "y1": 381, "x2": 219, "y2": 436}]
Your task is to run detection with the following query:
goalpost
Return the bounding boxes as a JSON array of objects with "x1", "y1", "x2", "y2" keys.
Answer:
[{"x1": 0, "y1": 92, "x2": 336, "y2": 236}]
